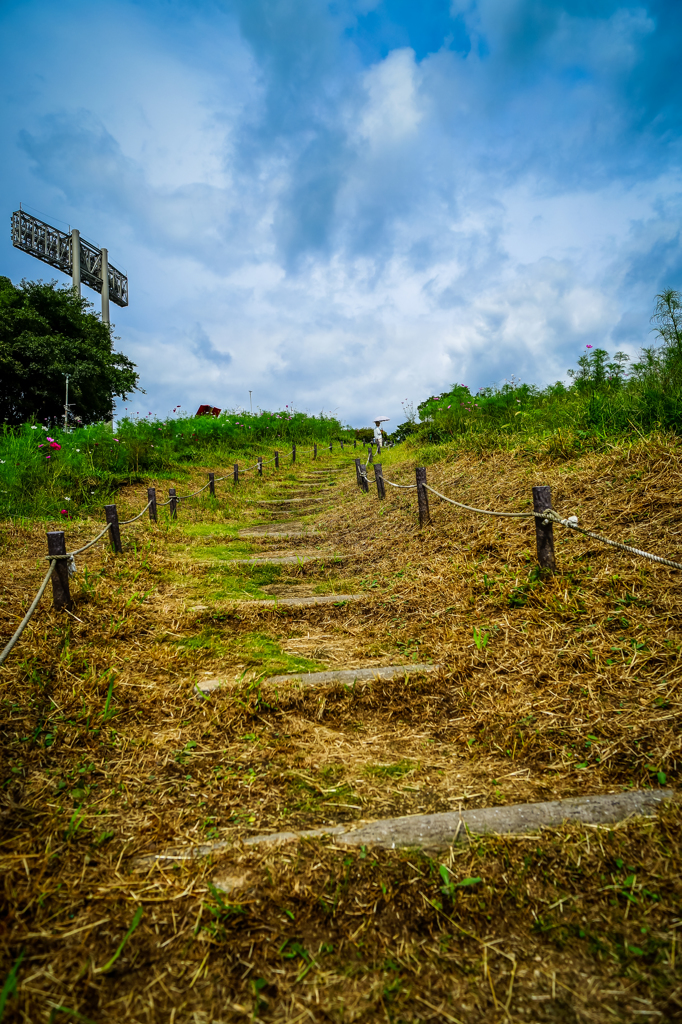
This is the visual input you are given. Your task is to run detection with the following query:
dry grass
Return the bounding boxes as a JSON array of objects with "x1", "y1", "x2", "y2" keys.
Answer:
[{"x1": 1, "y1": 441, "x2": 681, "y2": 1023}]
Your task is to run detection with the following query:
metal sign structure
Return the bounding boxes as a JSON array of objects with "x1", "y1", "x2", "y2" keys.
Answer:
[{"x1": 11, "y1": 208, "x2": 128, "y2": 323}]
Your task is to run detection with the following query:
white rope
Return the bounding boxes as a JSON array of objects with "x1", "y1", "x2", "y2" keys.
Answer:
[
  {"x1": 553, "y1": 517, "x2": 682, "y2": 571},
  {"x1": 178, "y1": 480, "x2": 213, "y2": 499},
  {"x1": 0, "y1": 562, "x2": 56, "y2": 667},
  {"x1": 383, "y1": 478, "x2": 418, "y2": 490},
  {"x1": 119, "y1": 500, "x2": 153, "y2": 525},
  {"x1": 423, "y1": 484, "x2": 682, "y2": 571},
  {"x1": 42, "y1": 523, "x2": 113, "y2": 558},
  {"x1": 424, "y1": 484, "x2": 534, "y2": 518}
]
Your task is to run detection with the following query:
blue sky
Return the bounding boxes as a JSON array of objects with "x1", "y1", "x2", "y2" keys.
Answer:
[{"x1": 1, "y1": 0, "x2": 681, "y2": 426}]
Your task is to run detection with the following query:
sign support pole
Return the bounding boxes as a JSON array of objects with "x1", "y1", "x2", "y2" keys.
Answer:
[
  {"x1": 71, "y1": 229, "x2": 81, "y2": 297},
  {"x1": 100, "y1": 248, "x2": 110, "y2": 325}
]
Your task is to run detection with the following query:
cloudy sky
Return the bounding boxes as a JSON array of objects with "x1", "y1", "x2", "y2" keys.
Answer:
[{"x1": 1, "y1": 0, "x2": 681, "y2": 426}]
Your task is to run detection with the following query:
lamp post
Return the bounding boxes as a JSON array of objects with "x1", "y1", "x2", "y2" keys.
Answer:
[
  {"x1": 64, "y1": 374, "x2": 70, "y2": 433},
  {"x1": 249, "y1": 391, "x2": 253, "y2": 414}
]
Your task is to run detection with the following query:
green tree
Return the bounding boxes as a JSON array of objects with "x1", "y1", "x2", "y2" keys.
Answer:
[
  {"x1": 650, "y1": 288, "x2": 682, "y2": 354},
  {"x1": 0, "y1": 277, "x2": 140, "y2": 425}
]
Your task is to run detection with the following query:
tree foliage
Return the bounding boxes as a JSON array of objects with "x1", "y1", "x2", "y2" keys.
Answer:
[
  {"x1": 651, "y1": 288, "x2": 682, "y2": 354},
  {"x1": 0, "y1": 277, "x2": 140, "y2": 425}
]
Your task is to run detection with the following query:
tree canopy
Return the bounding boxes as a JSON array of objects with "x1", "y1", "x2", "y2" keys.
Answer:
[{"x1": 0, "y1": 277, "x2": 140, "y2": 425}]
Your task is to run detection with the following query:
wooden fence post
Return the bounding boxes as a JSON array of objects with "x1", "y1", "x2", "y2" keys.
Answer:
[
  {"x1": 258, "y1": 456, "x2": 263, "y2": 477},
  {"x1": 233, "y1": 464, "x2": 239, "y2": 485},
  {"x1": 292, "y1": 443, "x2": 296, "y2": 463},
  {"x1": 359, "y1": 464, "x2": 369, "y2": 493},
  {"x1": 275, "y1": 451, "x2": 279, "y2": 469},
  {"x1": 313, "y1": 443, "x2": 317, "y2": 460},
  {"x1": 209, "y1": 472, "x2": 215, "y2": 496},
  {"x1": 355, "y1": 458, "x2": 362, "y2": 487},
  {"x1": 415, "y1": 467, "x2": 431, "y2": 527},
  {"x1": 329, "y1": 441, "x2": 332, "y2": 453},
  {"x1": 532, "y1": 485, "x2": 556, "y2": 572},
  {"x1": 47, "y1": 531, "x2": 72, "y2": 610},
  {"x1": 367, "y1": 445, "x2": 373, "y2": 464},
  {"x1": 340, "y1": 441, "x2": 344, "y2": 450},
  {"x1": 169, "y1": 488, "x2": 177, "y2": 520},
  {"x1": 374, "y1": 463, "x2": 386, "y2": 499},
  {"x1": 354, "y1": 439, "x2": 357, "y2": 449},
  {"x1": 147, "y1": 487, "x2": 157, "y2": 522},
  {"x1": 104, "y1": 504, "x2": 123, "y2": 552}
]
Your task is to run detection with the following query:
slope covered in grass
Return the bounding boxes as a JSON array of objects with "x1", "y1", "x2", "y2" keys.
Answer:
[{"x1": 1, "y1": 437, "x2": 680, "y2": 1022}]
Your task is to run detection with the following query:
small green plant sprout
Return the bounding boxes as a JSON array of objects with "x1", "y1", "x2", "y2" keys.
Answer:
[
  {"x1": 101, "y1": 671, "x2": 116, "y2": 722},
  {"x1": 278, "y1": 940, "x2": 317, "y2": 982},
  {"x1": 48, "y1": 1007, "x2": 99, "y2": 1024},
  {"x1": 200, "y1": 882, "x2": 245, "y2": 940},
  {"x1": 472, "y1": 626, "x2": 489, "y2": 650},
  {"x1": 646, "y1": 764, "x2": 667, "y2": 786},
  {"x1": 439, "y1": 865, "x2": 482, "y2": 899},
  {"x1": 252, "y1": 977, "x2": 268, "y2": 1015},
  {"x1": 0, "y1": 948, "x2": 25, "y2": 1019},
  {"x1": 95, "y1": 905, "x2": 144, "y2": 974}
]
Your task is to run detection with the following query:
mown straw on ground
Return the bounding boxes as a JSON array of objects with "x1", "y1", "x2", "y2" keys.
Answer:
[{"x1": 1, "y1": 441, "x2": 680, "y2": 1022}]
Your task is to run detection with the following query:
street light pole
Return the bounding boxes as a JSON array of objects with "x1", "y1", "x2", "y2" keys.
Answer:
[
  {"x1": 64, "y1": 374, "x2": 70, "y2": 433},
  {"x1": 249, "y1": 391, "x2": 253, "y2": 414}
]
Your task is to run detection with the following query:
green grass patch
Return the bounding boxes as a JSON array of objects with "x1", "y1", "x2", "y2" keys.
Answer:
[
  {"x1": 364, "y1": 759, "x2": 418, "y2": 780},
  {"x1": 175, "y1": 541, "x2": 256, "y2": 560},
  {"x1": 182, "y1": 523, "x2": 242, "y2": 539},
  {"x1": 232, "y1": 632, "x2": 326, "y2": 676},
  {"x1": 201, "y1": 564, "x2": 285, "y2": 602}
]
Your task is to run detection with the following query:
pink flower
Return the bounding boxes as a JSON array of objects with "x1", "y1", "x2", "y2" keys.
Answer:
[
  {"x1": 61, "y1": 509, "x2": 68, "y2": 515},
  {"x1": 38, "y1": 444, "x2": 44, "y2": 448},
  {"x1": 49, "y1": 441, "x2": 61, "y2": 450},
  {"x1": 586, "y1": 344, "x2": 593, "y2": 349}
]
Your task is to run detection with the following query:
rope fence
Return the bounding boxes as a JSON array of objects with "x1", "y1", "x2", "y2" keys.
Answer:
[
  {"x1": 0, "y1": 437, "x2": 362, "y2": 667},
  {"x1": 354, "y1": 457, "x2": 682, "y2": 574}
]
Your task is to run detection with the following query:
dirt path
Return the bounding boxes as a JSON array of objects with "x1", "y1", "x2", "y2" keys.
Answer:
[{"x1": 1, "y1": 443, "x2": 681, "y2": 1023}]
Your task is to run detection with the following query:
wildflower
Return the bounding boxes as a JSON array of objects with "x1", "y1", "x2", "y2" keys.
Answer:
[
  {"x1": 447, "y1": 405, "x2": 451, "y2": 409},
  {"x1": 64, "y1": 497, "x2": 71, "y2": 502},
  {"x1": 76, "y1": 449, "x2": 80, "y2": 452},
  {"x1": 61, "y1": 509, "x2": 68, "y2": 515},
  {"x1": 38, "y1": 444, "x2": 44, "y2": 448},
  {"x1": 49, "y1": 441, "x2": 61, "y2": 449},
  {"x1": 31, "y1": 425, "x2": 37, "y2": 429},
  {"x1": 586, "y1": 344, "x2": 593, "y2": 349}
]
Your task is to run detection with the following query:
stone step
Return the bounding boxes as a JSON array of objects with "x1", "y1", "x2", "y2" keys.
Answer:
[
  {"x1": 135, "y1": 789, "x2": 673, "y2": 865},
  {"x1": 248, "y1": 497, "x2": 330, "y2": 504},
  {"x1": 241, "y1": 593, "x2": 362, "y2": 608},
  {"x1": 264, "y1": 663, "x2": 438, "y2": 686},
  {"x1": 238, "y1": 529, "x2": 321, "y2": 538},
  {"x1": 229, "y1": 553, "x2": 347, "y2": 566},
  {"x1": 194, "y1": 655, "x2": 428, "y2": 696}
]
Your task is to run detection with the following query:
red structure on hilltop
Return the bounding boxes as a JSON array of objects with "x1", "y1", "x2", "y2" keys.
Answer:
[{"x1": 196, "y1": 405, "x2": 221, "y2": 417}]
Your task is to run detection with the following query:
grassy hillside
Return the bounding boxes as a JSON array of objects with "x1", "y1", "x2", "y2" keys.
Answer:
[
  {"x1": 0, "y1": 408, "x2": 353, "y2": 520},
  {"x1": 389, "y1": 291, "x2": 682, "y2": 455},
  {"x1": 1, "y1": 437, "x2": 680, "y2": 1023}
]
